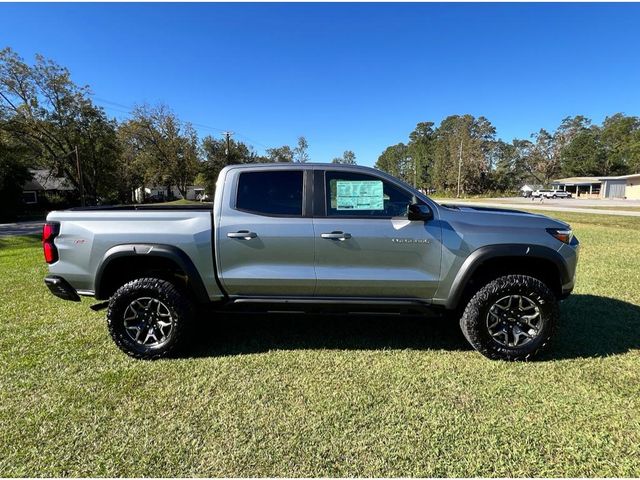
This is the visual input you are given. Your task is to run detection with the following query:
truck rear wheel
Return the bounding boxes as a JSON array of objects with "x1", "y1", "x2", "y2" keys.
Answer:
[
  {"x1": 107, "y1": 277, "x2": 193, "y2": 360},
  {"x1": 459, "y1": 275, "x2": 558, "y2": 361}
]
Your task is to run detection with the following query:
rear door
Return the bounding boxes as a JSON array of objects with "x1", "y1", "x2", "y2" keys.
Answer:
[
  {"x1": 312, "y1": 168, "x2": 442, "y2": 299},
  {"x1": 216, "y1": 168, "x2": 316, "y2": 296}
]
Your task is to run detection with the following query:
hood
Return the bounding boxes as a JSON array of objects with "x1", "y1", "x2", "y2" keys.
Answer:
[{"x1": 438, "y1": 203, "x2": 570, "y2": 230}]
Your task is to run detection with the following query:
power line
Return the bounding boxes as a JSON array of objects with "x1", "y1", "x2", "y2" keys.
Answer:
[
  {"x1": 92, "y1": 96, "x2": 133, "y2": 111},
  {"x1": 234, "y1": 131, "x2": 269, "y2": 149},
  {"x1": 189, "y1": 122, "x2": 226, "y2": 134},
  {"x1": 89, "y1": 94, "x2": 268, "y2": 150}
]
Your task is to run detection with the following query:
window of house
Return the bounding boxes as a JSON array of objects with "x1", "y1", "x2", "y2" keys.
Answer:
[{"x1": 22, "y1": 191, "x2": 37, "y2": 205}]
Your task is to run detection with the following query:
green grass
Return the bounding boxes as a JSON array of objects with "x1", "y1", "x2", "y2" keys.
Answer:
[
  {"x1": 1, "y1": 213, "x2": 639, "y2": 477},
  {"x1": 582, "y1": 205, "x2": 640, "y2": 211},
  {"x1": 524, "y1": 209, "x2": 640, "y2": 230}
]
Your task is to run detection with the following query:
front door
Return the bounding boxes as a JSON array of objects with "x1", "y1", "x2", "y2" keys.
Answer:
[
  {"x1": 313, "y1": 169, "x2": 442, "y2": 299},
  {"x1": 217, "y1": 169, "x2": 316, "y2": 296}
]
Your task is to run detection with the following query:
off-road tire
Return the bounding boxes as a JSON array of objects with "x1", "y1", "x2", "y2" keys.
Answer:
[
  {"x1": 107, "y1": 277, "x2": 193, "y2": 360},
  {"x1": 460, "y1": 275, "x2": 558, "y2": 361}
]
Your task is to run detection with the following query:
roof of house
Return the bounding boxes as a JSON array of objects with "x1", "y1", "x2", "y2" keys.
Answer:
[
  {"x1": 23, "y1": 169, "x2": 75, "y2": 191},
  {"x1": 553, "y1": 173, "x2": 640, "y2": 184},
  {"x1": 551, "y1": 176, "x2": 603, "y2": 185},
  {"x1": 599, "y1": 173, "x2": 640, "y2": 181}
]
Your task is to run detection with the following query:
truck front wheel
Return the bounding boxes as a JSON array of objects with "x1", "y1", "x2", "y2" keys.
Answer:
[
  {"x1": 459, "y1": 275, "x2": 558, "y2": 361},
  {"x1": 107, "y1": 277, "x2": 193, "y2": 360}
]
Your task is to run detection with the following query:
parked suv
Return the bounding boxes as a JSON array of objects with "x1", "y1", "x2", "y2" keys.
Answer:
[
  {"x1": 43, "y1": 164, "x2": 579, "y2": 361},
  {"x1": 532, "y1": 189, "x2": 572, "y2": 199},
  {"x1": 548, "y1": 190, "x2": 572, "y2": 199}
]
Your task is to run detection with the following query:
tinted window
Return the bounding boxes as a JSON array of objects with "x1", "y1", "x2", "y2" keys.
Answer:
[
  {"x1": 236, "y1": 170, "x2": 303, "y2": 216},
  {"x1": 325, "y1": 171, "x2": 416, "y2": 217}
]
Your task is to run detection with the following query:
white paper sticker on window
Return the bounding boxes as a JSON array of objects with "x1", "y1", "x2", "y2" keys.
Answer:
[{"x1": 336, "y1": 180, "x2": 384, "y2": 210}]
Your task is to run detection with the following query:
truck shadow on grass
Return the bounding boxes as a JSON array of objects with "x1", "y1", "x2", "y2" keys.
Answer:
[
  {"x1": 187, "y1": 294, "x2": 639, "y2": 360},
  {"x1": 190, "y1": 311, "x2": 469, "y2": 357},
  {"x1": 548, "y1": 294, "x2": 640, "y2": 360}
]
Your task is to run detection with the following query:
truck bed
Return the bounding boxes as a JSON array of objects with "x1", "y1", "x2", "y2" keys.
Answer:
[
  {"x1": 68, "y1": 203, "x2": 213, "y2": 212},
  {"x1": 46, "y1": 206, "x2": 223, "y2": 300}
]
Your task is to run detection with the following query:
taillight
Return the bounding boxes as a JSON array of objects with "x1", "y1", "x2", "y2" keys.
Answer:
[{"x1": 42, "y1": 222, "x2": 60, "y2": 264}]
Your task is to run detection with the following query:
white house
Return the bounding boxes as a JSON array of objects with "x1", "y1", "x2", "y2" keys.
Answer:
[
  {"x1": 133, "y1": 185, "x2": 206, "y2": 203},
  {"x1": 519, "y1": 184, "x2": 543, "y2": 197}
]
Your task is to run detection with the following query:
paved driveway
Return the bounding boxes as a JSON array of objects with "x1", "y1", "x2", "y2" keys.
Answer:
[{"x1": 0, "y1": 221, "x2": 44, "y2": 237}]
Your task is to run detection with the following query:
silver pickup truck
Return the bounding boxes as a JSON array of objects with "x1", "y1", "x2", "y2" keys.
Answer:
[{"x1": 43, "y1": 164, "x2": 579, "y2": 361}]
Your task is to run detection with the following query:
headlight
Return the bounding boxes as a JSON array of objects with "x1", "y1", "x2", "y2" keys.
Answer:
[{"x1": 547, "y1": 228, "x2": 573, "y2": 244}]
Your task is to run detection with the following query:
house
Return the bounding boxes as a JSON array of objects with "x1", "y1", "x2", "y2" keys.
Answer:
[
  {"x1": 551, "y1": 173, "x2": 640, "y2": 199},
  {"x1": 550, "y1": 177, "x2": 602, "y2": 198},
  {"x1": 22, "y1": 169, "x2": 75, "y2": 205},
  {"x1": 599, "y1": 173, "x2": 640, "y2": 199},
  {"x1": 519, "y1": 184, "x2": 543, "y2": 197}
]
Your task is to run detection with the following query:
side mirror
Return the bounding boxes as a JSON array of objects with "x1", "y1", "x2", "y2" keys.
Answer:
[{"x1": 407, "y1": 203, "x2": 433, "y2": 222}]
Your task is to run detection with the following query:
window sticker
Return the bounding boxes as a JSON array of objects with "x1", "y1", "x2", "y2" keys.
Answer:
[{"x1": 336, "y1": 180, "x2": 384, "y2": 210}]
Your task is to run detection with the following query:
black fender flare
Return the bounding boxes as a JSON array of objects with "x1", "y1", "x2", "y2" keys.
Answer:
[
  {"x1": 94, "y1": 244, "x2": 210, "y2": 303},
  {"x1": 444, "y1": 244, "x2": 571, "y2": 309}
]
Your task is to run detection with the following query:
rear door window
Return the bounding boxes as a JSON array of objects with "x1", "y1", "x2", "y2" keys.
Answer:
[{"x1": 236, "y1": 170, "x2": 304, "y2": 216}]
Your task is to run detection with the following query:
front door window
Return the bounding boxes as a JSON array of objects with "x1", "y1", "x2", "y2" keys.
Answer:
[{"x1": 325, "y1": 171, "x2": 418, "y2": 218}]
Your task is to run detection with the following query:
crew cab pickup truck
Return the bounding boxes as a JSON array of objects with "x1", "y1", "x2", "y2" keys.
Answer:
[{"x1": 43, "y1": 164, "x2": 579, "y2": 361}]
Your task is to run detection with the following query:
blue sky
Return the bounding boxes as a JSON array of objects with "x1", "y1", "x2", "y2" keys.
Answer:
[{"x1": 2, "y1": 2, "x2": 640, "y2": 166}]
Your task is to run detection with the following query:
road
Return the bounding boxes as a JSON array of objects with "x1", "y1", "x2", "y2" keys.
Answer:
[{"x1": 0, "y1": 221, "x2": 44, "y2": 237}]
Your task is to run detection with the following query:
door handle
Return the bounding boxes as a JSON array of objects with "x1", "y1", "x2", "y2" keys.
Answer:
[
  {"x1": 321, "y1": 231, "x2": 352, "y2": 241},
  {"x1": 227, "y1": 230, "x2": 257, "y2": 240}
]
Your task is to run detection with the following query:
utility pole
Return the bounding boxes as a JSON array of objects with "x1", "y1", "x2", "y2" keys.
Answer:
[
  {"x1": 74, "y1": 146, "x2": 85, "y2": 207},
  {"x1": 413, "y1": 157, "x2": 417, "y2": 189},
  {"x1": 456, "y1": 139, "x2": 463, "y2": 198},
  {"x1": 222, "y1": 131, "x2": 234, "y2": 163}
]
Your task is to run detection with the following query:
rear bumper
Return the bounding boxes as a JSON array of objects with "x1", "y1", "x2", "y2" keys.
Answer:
[{"x1": 44, "y1": 275, "x2": 81, "y2": 302}]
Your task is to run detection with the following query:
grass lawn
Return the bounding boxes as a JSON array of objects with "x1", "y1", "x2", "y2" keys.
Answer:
[
  {"x1": 582, "y1": 205, "x2": 640, "y2": 211},
  {"x1": 1, "y1": 211, "x2": 639, "y2": 477}
]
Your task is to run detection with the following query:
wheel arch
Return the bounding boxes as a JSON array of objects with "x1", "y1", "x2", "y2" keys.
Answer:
[
  {"x1": 94, "y1": 244, "x2": 210, "y2": 303},
  {"x1": 444, "y1": 244, "x2": 570, "y2": 310}
]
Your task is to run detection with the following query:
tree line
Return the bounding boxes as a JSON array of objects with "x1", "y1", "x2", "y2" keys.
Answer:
[
  {"x1": 3, "y1": 47, "x2": 640, "y2": 220},
  {"x1": 0, "y1": 48, "x2": 359, "y2": 219},
  {"x1": 376, "y1": 114, "x2": 640, "y2": 195}
]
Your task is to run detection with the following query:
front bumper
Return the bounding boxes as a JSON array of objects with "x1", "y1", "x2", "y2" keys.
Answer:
[
  {"x1": 558, "y1": 238, "x2": 580, "y2": 299},
  {"x1": 44, "y1": 275, "x2": 81, "y2": 302}
]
